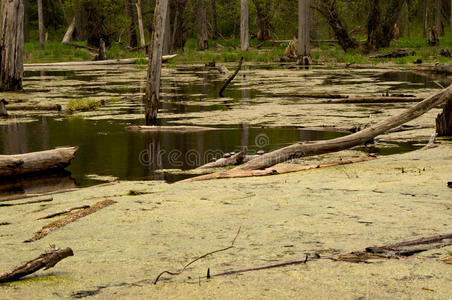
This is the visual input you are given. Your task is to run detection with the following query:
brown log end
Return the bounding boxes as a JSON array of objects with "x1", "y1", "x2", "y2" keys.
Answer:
[{"x1": 436, "y1": 99, "x2": 452, "y2": 136}]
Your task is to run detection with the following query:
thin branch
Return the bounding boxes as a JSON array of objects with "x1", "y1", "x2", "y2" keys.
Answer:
[{"x1": 154, "y1": 227, "x2": 241, "y2": 284}]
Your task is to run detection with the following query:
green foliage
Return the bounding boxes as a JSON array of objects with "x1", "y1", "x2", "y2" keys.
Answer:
[
  {"x1": 24, "y1": 42, "x2": 92, "y2": 63},
  {"x1": 66, "y1": 98, "x2": 105, "y2": 112}
]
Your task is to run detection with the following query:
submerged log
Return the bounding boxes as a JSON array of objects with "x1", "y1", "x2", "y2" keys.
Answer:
[
  {"x1": 325, "y1": 97, "x2": 422, "y2": 104},
  {"x1": 6, "y1": 104, "x2": 62, "y2": 111},
  {"x1": 265, "y1": 93, "x2": 349, "y2": 99},
  {"x1": 25, "y1": 199, "x2": 116, "y2": 242},
  {"x1": 0, "y1": 246, "x2": 73, "y2": 283},
  {"x1": 0, "y1": 147, "x2": 78, "y2": 177},
  {"x1": 436, "y1": 99, "x2": 452, "y2": 136},
  {"x1": 127, "y1": 125, "x2": 219, "y2": 132},
  {"x1": 230, "y1": 85, "x2": 452, "y2": 172}
]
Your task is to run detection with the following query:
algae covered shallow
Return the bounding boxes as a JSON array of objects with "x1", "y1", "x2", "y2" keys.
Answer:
[{"x1": 0, "y1": 145, "x2": 450, "y2": 299}]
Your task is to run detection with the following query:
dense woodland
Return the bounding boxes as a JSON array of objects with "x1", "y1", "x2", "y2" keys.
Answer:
[{"x1": 8, "y1": 0, "x2": 452, "y2": 51}]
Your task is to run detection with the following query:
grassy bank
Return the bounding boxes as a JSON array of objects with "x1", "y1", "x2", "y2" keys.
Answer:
[{"x1": 24, "y1": 36, "x2": 452, "y2": 65}]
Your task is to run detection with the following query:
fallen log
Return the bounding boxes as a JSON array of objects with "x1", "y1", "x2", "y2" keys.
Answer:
[
  {"x1": 6, "y1": 104, "x2": 62, "y2": 111},
  {"x1": 197, "y1": 152, "x2": 245, "y2": 169},
  {"x1": 126, "y1": 125, "x2": 220, "y2": 132},
  {"x1": 264, "y1": 93, "x2": 349, "y2": 99},
  {"x1": 24, "y1": 55, "x2": 177, "y2": 68},
  {"x1": 0, "y1": 246, "x2": 73, "y2": 283},
  {"x1": 369, "y1": 49, "x2": 411, "y2": 59},
  {"x1": 25, "y1": 199, "x2": 116, "y2": 242},
  {"x1": 0, "y1": 147, "x2": 78, "y2": 178},
  {"x1": 231, "y1": 85, "x2": 452, "y2": 172},
  {"x1": 182, "y1": 157, "x2": 375, "y2": 182},
  {"x1": 338, "y1": 233, "x2": 452, "y2": 262},
  {"x1": 325, "y1": 97, "x2": 422, "y2": 104},
  {"x1": 219, "y1": 57, "x2": 244, "y2": 97},
  {"x1": 0, "y1": 197, "x2": 53, "y2": 207},
  {"x1": 436, "y1": 99, "x2": 452, "y2": 136}
]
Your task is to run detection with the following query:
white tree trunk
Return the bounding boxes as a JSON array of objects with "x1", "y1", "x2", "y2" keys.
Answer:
[
  {"x1": 0, "y1": 0, "x2": 24, "y2": 91},
  {"x1": 240, "y1": 0, "x2": 249, "y2": 51},
  {"x1": 298, "y1": 0, "x2": 310, "y2": 58},
  {"x1": 37, "y1": 0, "x2": 45, "y2": 50},
  {"x1": 62, "y1": 17, "x2": 75, "y2": 44},
  {"x1": 136, "y1": 0, "x2": 146, "y2": 47},
  {"x1": 144, "y1": 0, "x2": 169, "y2": 125}
]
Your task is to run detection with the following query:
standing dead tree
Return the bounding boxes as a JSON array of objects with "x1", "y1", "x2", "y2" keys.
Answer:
[
  {"x1": 144, "y1": 0, "x2": 169, "y2": 125},
  {"x1": 37, "y1": 0, "x2": 45, "y2": 50},
  {"x1": 298, "y1": 0, "x2": 311, "y2": 64},
  {"x1": 136, "y1": 0, "x2": 146, "y2": 47},
  {"x1": 197, "y1": 0, "x2": 208, "y2": 50},
  {"x1": 0, "y1": 0, "x2": 24, "y2": 92},
  {"x1": 240, "y1": 0, "x2": 249, "y2": 51}
]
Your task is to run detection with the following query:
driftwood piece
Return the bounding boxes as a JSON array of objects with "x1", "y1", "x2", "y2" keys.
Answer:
[
  {"x1": 0, "y1": 197, "x2": 53, "y2": 207},
  {"x1": 325, "y1": 97, "x2": 422, "y2": 104},
  {"x1": 436, "y1": 99, "x2": 452, "y2": 136},
  {"x1": 0, "y1": 246, "x2": 73, "y2": 283},
  {"x1": 24, "y1": 55, "x2": 177, "y2": 68},
  {"x1": 37, "y1": 205, "x2": 91, "y2": 220},
  {"x1": 232, "y1": 85, "x2": 452, "y2": 172},
  {"x1": 6, "y1": 104, "x2": 62, "y2": 111},
  {"x1": 264, "y1": 93, "x2": 349, "y2": 99},
  {"x1": 0, "y1": 222, "x2": 11, "y2": 226},
  {"x1": 126, "y1": 125, "x2": 219, "y2": 132},
  {"x1": 369, "y1": 49, "x2": 410, "y2": 59},
  {"x1": 0, "y1": 147, "x2": 78, "y2": 177},
  {"x1": 197, "y1": 152, "x2": 245, "y2": 169},
  {"x1": 182, "y1": 157, "x2": 375, "y2": 182},
  {"x1": 338, "y1": 233, "x2": 452, "y2": 262},
  {"x1": 219, "y1": 57, "x2": 244, "y2": 97},
  {"x1": 25, "y1": 199, "x2": 116, "y2": 242}
]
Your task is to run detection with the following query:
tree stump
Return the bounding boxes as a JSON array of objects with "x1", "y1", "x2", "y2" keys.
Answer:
[
  {"x1": 428, "y1": 26, "x2": 439, "y2": 46},
  {"x1": 436, "y1": 99, "x2": 452, "y2": 136}
]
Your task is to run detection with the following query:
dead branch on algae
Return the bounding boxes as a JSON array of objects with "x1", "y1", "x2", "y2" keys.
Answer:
[
  {"x1": 0, "y1": 245, "x2": 73, "y2": 283},
  {"x1": 153, "y1": 227, "x2": 241, "y2": 284},
  {"x1": 25, "y1": 199, "x2": 116, "y2": 242},
  {"x1": 37, "y1": 205, "x2": 91, "y2": 220}
]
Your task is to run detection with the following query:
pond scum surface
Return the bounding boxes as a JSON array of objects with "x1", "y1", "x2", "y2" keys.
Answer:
[{"x1": 0, "y1": 63, "x2": 451, "y2": 298}]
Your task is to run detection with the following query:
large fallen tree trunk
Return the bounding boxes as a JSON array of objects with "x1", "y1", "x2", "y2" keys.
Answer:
[
  {"x1": 0, "y1": 147, "x2": 78, "y2": 177},
  {"x1": 0, "y1": 246, "x2": 73, "y2": 283},
  {"x1": 231, "y1": 85, "x2": 452, "y2": 171}
]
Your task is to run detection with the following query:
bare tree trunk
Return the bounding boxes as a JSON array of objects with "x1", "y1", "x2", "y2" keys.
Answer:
[
  {"x1": 136, "y1": 0, "x2": 146, "y2": 47},
  {"x1": 144, "y1": 0, "x2": 168, "y2": 125},
  {"x1": 252, "y1": 0, "x2": 271, "y2": 41},
  {"x1": 23, "y1": 0, "x2": 28, "y2": 42},
  {"x1": 209, "y1": 0, "x2": 217, "y2": 39},
  {"x1": 451, "y1": 0, "x2": 452, "y2": 38},
  {"x1": 162, "y1": 7, "x2": 171, "y2": 55},
  {"x1": 197, "y1": 0, "x2": 208, "y2": 50},
  {"x1": 435, "y1": 0, "x2": 441, "y2": 36},
  {"x1": 126, "y1": 0, "x2": 138, "y2": 48},
  {"x1": 424, "y1": 0, "x2": 429, "y2": 38},
  {"x1": 298, "y1": 0, "x2": 310, "y2": 58},
  {"x1": 37, "y1": 0, "x2": 45, "y2": 50},
  {"x1": 240, "y1": 0, "x2": 249, "y2": 51},
  {"x1": 62, "y1": 17, "x2": 75, "y2": 43},
  {"x1": 0, "y1": 0, "x2": 24, "y2": 92}
]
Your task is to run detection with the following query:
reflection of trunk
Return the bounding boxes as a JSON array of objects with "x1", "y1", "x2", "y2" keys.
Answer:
[
  {"x1": 0, "y1": 0, "x2": 24, "y2": 92},
  {"x1": 424, "y1": 0, "x2": 429, "y2": 38},
  {"x1": 197, "y1": 0, "x2": 208, "y2": 50},
  {"x1": 37, "y1": 0, "x2": 45, "y2": 50},
  {"x1": 144, "y1": 0, "x2": 169, "y2": 125},
  {"x1": 314, "y1": 0, "x2": 358, "y2": 52},
  {"x1": 252, "y1": 0, "x2": 271, "y2": 41},
  {"x1": 125, "y1": 0, "x2": 138, "y2": 48},
  {"x1": 240, "y1": 0, "x2": 249, "y2": 51},
  {"x1": 366, "y1": 0, "x2": 404, "y2": 52},
  {"x1": 298, "y1": 0, "x2": 310, "y2": 57}
]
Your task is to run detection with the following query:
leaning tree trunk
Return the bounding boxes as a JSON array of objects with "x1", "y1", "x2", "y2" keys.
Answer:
[
  {"x1": 315, "y1": 0, "x2": 358, "y2": 52},
  {"x1": 434, "y1": 0, "x2": 441, "y2": 36},
  {"x1": 298, "y1": 0, "x2": 310, "y2": 58},
  {"x1": 62, "y1": 17, "x2": 75, "y2": 43},
  {"x1": 240, "y1": 0, "x2": 249, "y2": 51},
  {"x1": 197, "y1": 0, "x2": 208, "y2": 50},
  {"x1": 125, "y1": 0, "x2": 138, "y2": 48},
  {"x1": 144, "y1": 0, "x2": 168, "y2": 125},
  {"x1": 37, "y1": 0, "x2": 45, "y2": 50},
  {"x1": 0, "y1": 0, "x2": 24, "y2": 92},
  {"x1": 424, "y1": 0, "x2": 429, "y2": 38}
]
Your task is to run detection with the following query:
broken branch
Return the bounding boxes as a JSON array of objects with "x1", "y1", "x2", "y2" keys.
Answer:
[{"x1": 219, "y1": 57, "x2": 244, "y2": 97}]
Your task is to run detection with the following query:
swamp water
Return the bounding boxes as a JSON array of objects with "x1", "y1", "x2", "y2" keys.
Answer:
[{"x1": 0, "y1": 64, "x2": 444, "y2": 195}]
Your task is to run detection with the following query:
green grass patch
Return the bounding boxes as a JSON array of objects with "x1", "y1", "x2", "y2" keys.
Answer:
[{"x1": 66, "y1": 99, "x2": 105, "y2": 112}]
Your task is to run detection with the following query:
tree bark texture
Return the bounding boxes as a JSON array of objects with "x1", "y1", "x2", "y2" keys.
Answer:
[
  {"x1": 37, "y1": 0, "x2": 45, "y2": 50},
  {"x1": 252, "y1": 0, "x2": 271, "y2": 41},
  {"x1": 197, "y1": 0, "x2": 208, "y2": 50},
  {"x1": 125, "y1": 0, "x2": 138, "y2": 48},
  {"x1": 240, "y1": 0, "x2": 249, "y2": 51},
  {"x1": 136, "y1": 0, "x2": 146, "y2": 47},
  {"x1": 298, "y1": 0, "x2": 310, "y2": 57},
  {"x1": 0, "y1": 0, "x2": 24, "y2": 92}
]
